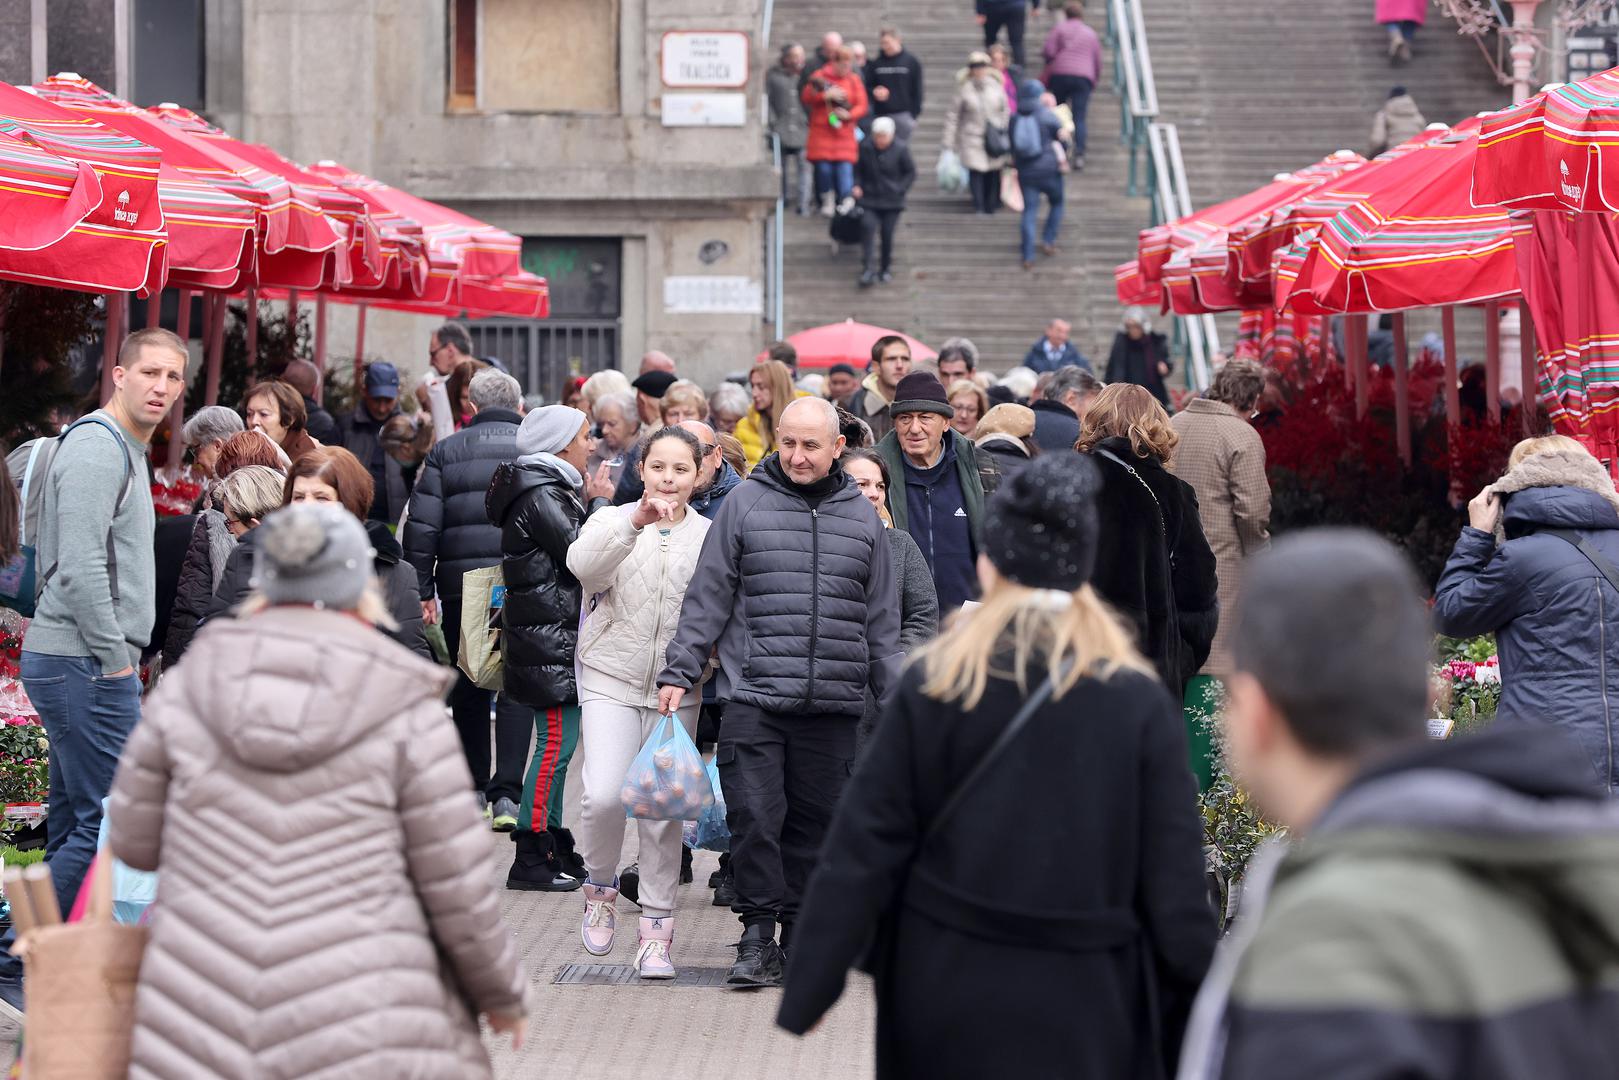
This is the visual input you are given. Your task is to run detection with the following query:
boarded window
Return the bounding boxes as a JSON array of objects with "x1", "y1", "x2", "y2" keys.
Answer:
[{"x1": 480, "y1": 0, "x2": 618, "y2": 114}]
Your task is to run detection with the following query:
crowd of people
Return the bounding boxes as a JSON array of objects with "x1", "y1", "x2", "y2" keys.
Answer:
[
  {"x1": 768, "y1": 4, "x2": 1102, "y2": 282},
  {"x1": 5, "y1": 310, "x2": 1619, "y2": 1078}
]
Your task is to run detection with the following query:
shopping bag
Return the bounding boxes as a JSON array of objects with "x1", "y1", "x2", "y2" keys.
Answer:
[
  {"x1": 693, "y1": 759, "x2": 730, "y2": 851},
  {"x1": 457, "y1": 565, "x2": 505, "y2": 691},
  {"x1": 1001, "y1": 169, "x2": 1024, "y2": 212},
  {"x1": 620, "y1": 714, "x2": 715, "y2": 821},
  {"x1": 20, "y1": 852, "x2": 147, "y2": 1080},
  {"x1": 95, "y1": 798, "x2": 156, "y2": 925},
  {"x1": 936, "y1": 148, "x2": 968, "y2": 194}
]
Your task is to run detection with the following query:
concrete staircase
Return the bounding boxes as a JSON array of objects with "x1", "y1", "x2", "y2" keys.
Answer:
[
  {"x1": 768, "y1": 3, "x2": 1148, "y2": 371},
  {"x1": 768, "y1": 3, "x2": 1512, "y2": 376}
]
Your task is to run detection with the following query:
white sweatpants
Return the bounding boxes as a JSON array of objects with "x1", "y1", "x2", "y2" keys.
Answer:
[{"x1": 576, "y1": 698, "x2": 701, "y2": 919}]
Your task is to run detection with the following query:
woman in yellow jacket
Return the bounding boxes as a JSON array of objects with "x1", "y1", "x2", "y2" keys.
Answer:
[{"x1": 734, "y1": 359, "x2": 798, "y2": 472}]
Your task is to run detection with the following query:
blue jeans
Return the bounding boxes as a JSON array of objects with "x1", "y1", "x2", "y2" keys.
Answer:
[
  {"x1": 813, "y1": 160, "x2": 854, "y2": 201},
  {"x1": 22, "y1": 653, "x2": 141, "y2": 918},
  {"x1": 1019, "y1": 173, "x2": 1066, "y2": 262}
]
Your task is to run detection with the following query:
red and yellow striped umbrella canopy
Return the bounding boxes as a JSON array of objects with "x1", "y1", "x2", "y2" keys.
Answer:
[
  {"x1": 0, "y1": 81, "x2": 166, "y2": 294},
  {"x1": 1473, "y1": 67, "x2": 1619, "y2": 212}
]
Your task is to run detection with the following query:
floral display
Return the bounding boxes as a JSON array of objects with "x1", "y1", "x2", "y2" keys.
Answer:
[
  {"x1": 150, "y1": 465, "x2": 203, "y2": 517},
  {"x1": 0, "y1": 617, "x2": 47, "y2": 814}
]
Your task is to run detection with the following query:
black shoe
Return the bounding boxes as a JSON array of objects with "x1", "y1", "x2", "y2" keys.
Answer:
[
  {"x1": 707, "y1": 867, "x2": 725, "y2": 889},
  {"x1": 618, "y1": 862, "x2": 641, "y2": 906},
  {"x1": 857, "y1": 271, "x2": 876, "y2": 289},
  {"x1": 712, "y1": 863, "x2": 736, "y2": 907},
  {"x1": 551, "y1": 826, "x2": 587, "y2": 881},
  {"x1": 727, "y1": 925, "x2": 784, "y2": 988},
  {"x1": 506, "y1": 830, "x2": 581, "y2": 892},
  {"x1": 681, "y1": 844, "x2": 694, "y2": 885}
]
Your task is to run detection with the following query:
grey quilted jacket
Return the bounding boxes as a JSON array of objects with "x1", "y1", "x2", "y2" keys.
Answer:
[
  {"x1": 658, "y1": 455, "x2": 903, "y2": 717},
  {"x1": 108, "y1": 606, "x2": 528, "y2": 1080}
]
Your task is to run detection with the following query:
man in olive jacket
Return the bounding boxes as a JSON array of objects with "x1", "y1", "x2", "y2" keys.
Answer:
[
  {"x1": 658, "y1": 397, "x2": 901, "y2": 989},
  {"x1": 1178, "y1": 530, "x2": 1619, "y2": 1080}
]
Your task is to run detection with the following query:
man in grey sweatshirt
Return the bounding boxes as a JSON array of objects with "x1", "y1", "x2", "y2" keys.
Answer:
[{"x1": 3, "y1": 327, "x2": 187, "y2": 1012}]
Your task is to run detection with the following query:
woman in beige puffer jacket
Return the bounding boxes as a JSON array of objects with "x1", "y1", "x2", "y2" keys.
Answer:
[
  {"x1": 565, "y1": 426, "x2": 711, "y2": 979},
  {"x1": 108, "y1": 503, "x2": 528, "y2": 1080}
]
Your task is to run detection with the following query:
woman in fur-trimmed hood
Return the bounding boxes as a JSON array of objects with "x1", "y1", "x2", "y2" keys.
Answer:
[{"x1": 1434, "y1": 435, "x2": 1619, "y2": 792}]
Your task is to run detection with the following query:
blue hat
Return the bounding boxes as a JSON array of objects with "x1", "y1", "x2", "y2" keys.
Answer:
[{"x1": 364, "y1": 362, "x2": 401, "y2": 397}]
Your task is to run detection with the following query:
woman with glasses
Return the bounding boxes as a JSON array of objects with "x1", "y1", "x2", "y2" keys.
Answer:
[{"x1": 842, "y1": 448, "x2": 938, "y2": 746}]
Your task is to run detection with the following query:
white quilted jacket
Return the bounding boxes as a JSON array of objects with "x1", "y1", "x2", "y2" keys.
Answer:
[{"x1": 568, "y1": 503, "x2": 711, "y2": 708}]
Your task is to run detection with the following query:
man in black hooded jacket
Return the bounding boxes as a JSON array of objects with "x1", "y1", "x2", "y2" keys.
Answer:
[{"x1": 658, "y1": 397, "x2": 902, "y2": 988}]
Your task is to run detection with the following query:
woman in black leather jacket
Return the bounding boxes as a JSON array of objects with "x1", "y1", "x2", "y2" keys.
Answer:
[{"x1": 485, "y1": 405, "x2": 608, "y2": 892}]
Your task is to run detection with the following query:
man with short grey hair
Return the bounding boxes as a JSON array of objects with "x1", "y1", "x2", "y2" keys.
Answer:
[
  {"x1": 403, "y1": 366, "x2": 531, "y2": 830},
  {"x1": 1031, "y1": 364, "x2": 1101, "y2": 452},
  {"x1": 180, "y1": 405, "x2": 244, "y2": 480},
  {"x1": 658, "y1": 395, "x2": 900, "y2": 988}
]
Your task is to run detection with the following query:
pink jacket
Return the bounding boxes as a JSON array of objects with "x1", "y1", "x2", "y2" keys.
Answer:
[
  {"x1": 1375, "y1": 0, "x2": 1427, "y2": 25},
  {"x1": 1043, "y1": 18, "x2": 1102, "y2": 82}
]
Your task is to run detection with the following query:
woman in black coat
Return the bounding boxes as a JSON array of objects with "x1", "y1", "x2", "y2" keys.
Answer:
[
  {"x1": 853, "y1": 116, "x2": 916, "y2": 288},
  {"x1": 1105, "y1": 308, "x2": 1174, "y2": 409},
  {"x1": 484, "y1": 405, "x2": 605, "y2": 892},
  {"x1": 777, "y1": 455, "x2": 1216, "y2": 1078},
  {"x1": 1078, "y1": 384, "x2": 1219, "y2": 694}
]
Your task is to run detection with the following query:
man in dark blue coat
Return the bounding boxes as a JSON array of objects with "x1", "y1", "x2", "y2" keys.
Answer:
[
  {"x1": 1022, "y1": 317, "x2": 1091, "y2": 373},
  {"x1": 658, "y1": 397, "x2": 901, "y2": 989},
  {"x1": 403, "y1": 368, "x2": 530, "y2": 829}
]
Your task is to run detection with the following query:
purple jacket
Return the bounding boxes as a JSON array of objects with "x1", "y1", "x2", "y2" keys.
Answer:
[{"x1": 1043, "y1": 19, "x2": 1101, "y2": 82}]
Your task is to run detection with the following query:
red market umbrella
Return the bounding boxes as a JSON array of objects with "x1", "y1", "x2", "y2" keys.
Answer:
[
  {"x1": 1509, "y1": 209, "x2": 1619, "y2": 463},
  {"x1": 1473, "y1": 67, "x2": 1619, "y2": 212},
  {"x1": 766, "y1": 320, "x2": 936, "y2": 370},
  {"x1": 0, "y1": 82, "x2": 167, "y2": 295},
  {"x1": 1283, "y1": 128, "x2": 1522, "y2": 314},
  {"x1": 156, "y1": 170, "x2": 257, "y2": 290},
  {"x1": 1114, "y1": 260, "x2": 1162, "y2": 306},
  {"x1": 36, "y1": 75, "x2": 346, "y2": 290}
]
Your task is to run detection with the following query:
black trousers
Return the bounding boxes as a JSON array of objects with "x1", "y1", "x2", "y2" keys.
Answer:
[
  {"x1": 716, "y1": 703, "x2": 857, "y2": 927},
  {"x1": 969, "y1": 169, "x2": 1002, "y2": 214},
  {"x1": 440, "y1": 595, "x2": 532, "y2": 804},
  {"x1": 861, "y1": 207, "x2": 902, "y2": 273},
  {"x1": 984, "y1": 5, "x2": 1028, "y2": 66}
]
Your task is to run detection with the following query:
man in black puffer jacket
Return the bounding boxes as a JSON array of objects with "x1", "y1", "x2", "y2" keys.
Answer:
[
  {"x1": 404, "y1": 368, "x2": 531, "y2": 829},
  {"x1": 659, "y1": 397, "x2": 902, "y2": 988},
  {"x1": 486, "y1": 404, "x2": 608, "y2": 893}
]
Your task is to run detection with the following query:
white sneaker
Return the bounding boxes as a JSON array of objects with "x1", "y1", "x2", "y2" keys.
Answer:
[
  {"x1": 580, "y1": 882, "x2": 618, "y2": 956},
  {"x1": 636, "y1": 916, "x2": 676, "y2": 980}
]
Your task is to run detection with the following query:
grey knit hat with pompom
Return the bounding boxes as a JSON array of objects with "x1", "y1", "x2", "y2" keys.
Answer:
[{"x1": 250, "y1": 503, "x2": 373, "y2": 610}]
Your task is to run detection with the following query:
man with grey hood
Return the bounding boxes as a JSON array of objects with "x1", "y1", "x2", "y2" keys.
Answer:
[{"x1": 657, "y1": 396, "x2": 901, "y2": 989}]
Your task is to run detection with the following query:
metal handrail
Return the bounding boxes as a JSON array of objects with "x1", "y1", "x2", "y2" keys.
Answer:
[
  {"x1": 1146, "y1": 122, "x2": 1218, "y2": 391},
  {"x1": 1109, "y1": 0, "x2": 1159, "y2": 196}
]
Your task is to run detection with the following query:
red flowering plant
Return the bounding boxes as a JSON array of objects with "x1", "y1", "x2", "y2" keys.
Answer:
[
  {"x1": 151, "y1": 463, "x2": 203, "y2": 518},
  {"x1": 1258, "y1": 350, "x2": 1522, "y2": 589},
  {"x1": 0, "y1": 622, "x2": 47, "y2": 813}
]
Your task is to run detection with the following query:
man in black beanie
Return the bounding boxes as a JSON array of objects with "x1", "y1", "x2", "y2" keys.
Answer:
[{"x1": 874, "y1": 371, "x2": 999, "y2": 611}]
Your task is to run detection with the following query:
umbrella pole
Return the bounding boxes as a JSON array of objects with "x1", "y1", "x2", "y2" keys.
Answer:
[
  {"x1": 1441, "y1": 306, "x2": 1460, "y2": 427},
  {"x1": 1519, "y1": 300, "x2": 1537, "y2": 437},
  {"x1": 1349, "y1": 314, "x2": 1370, "y2": 419},
  {"x1": 146, "y1": 290, "x2": 162, "y2": 330},
  {"x1": 203, "y1": 293, "x2": 226, "y2": 406},
  {"x1": 352, "y1": 303, "x2": 368, "y2": 401},
  {"x1": 100, "y1": 293, "x2": 124, "y2": 406},
  {"x1": 314, "y1": 294, "x2": 328, "y2": 378},
  {"x1": 1391, "y1": 312, "x2": 1411, "y2": 467},
  {"x1": 1484, "y1": 303, "x2": 1502, "y2": 424},
  {"x1": 165, "y1": 290, "x2": 195, "y2": 472},
  {"x1": 245, "y1": 287, "x2": 259, "y2": 375}
]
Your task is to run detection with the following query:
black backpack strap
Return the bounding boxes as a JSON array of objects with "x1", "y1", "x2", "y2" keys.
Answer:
[
  {"x1": 922, "y1": 666, "x2": 1064, "y2": 847},
  {"x1": 1543, "y1": 528, "x2": 1619, "y2": 595}
]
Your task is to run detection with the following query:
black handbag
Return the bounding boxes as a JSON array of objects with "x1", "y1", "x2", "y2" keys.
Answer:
[{"x1": 984, "y1": 122, "x2": 1011, "y2": 159}]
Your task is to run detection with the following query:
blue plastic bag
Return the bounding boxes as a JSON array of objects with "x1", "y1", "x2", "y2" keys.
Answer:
[
  {"x1": 96, "y1": 797, "x2": 157, "y2": 925},
  {"x1": 620, "y1": 714, "x2": 714, "y2": 821},
  {"x1": 693, "y1": 759, "x2": 730, "y2": 852}
]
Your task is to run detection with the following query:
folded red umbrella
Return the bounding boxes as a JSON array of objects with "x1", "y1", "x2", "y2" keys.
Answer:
[
  {"x1": 766, "y1": 319, "x2": 936, "y2": 370},
  {"x1": 0, "y1": 82, "x2": 166, "y2": 294},
  {"x1": 1114, "y1": 260, "x2": 1162, "y2": 306},
  {"x1": 1473, "y1": 67, "x2": 1619, "y2": 212}
]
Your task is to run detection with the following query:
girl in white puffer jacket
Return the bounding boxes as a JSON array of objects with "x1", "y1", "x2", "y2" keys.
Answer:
[{"x1": 566, "y1": 426, "x2": 711, "y2": 979}]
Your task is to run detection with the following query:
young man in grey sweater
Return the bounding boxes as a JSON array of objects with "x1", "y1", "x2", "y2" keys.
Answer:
[{"x1": 1, "y1": 327, "x2": 186, "y2": 1013}]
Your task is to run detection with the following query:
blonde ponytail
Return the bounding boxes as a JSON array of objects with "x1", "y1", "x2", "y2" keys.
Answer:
[{"x1": 918, "y1": 581, "x2": 1152, "y2": 709}]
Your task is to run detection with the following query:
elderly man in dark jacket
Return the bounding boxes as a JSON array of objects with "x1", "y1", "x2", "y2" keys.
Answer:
[
  {"x1": 875, "y1": 372, "x2": 998, "y2": 612},
  {"x1": 336, "y1": 362, "x2": 410, "y2": 525},
  {"x1": 1029, "y1": 364, "x2": 1099, "y2": 452},
  {"x1": 1180, "y1": 530, "x2": 1619, "y2": 1080},
  {"x1": 658, "y1": 396, "x2": 902, "y2": 989},
  {"x1": 403, "y1": 368, "x2": 531, "y2": 829},
  {"x1": 854, "y1": 117, "x2": 916, "y2": 288}
]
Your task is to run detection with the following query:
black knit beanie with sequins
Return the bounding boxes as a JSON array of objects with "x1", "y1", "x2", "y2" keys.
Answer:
[{"x1": 983, "y1": 454, "x2": 1101, "y2": 590}]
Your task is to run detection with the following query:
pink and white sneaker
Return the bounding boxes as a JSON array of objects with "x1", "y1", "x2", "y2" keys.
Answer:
[
  {"x1": 580, "y1": 882, "x2": 618, "y2": 956},
  {"x1": 636, "y1": 916, "x2": 676, "y2": 980}
]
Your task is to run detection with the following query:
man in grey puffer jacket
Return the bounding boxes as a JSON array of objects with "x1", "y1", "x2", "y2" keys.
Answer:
[{"x1": 659, "y1": 397, "x2": 902, "y2": 988}]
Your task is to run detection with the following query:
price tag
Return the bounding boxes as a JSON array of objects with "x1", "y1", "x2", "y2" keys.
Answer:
[{"x1": 1426, "y1": 717, "x2": 1454, "y2": 740}]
